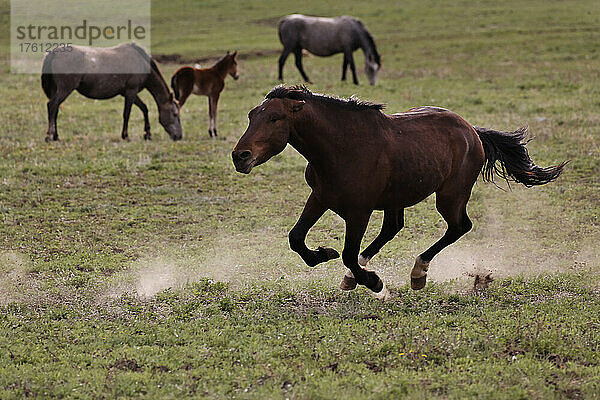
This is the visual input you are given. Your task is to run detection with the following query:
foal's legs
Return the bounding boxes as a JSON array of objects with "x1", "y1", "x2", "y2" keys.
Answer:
[
  {"x1": 411, "y1": 192, "x2": 473, "y2": 290},
  {"x1": 342, "y1": 53, "x2": 349, "y2": 81},
  {"x1": 278, "y1": 47, "x2": 292, "y2": 81},
  {"x1": 293, "y1": 48, "x2": 311, "y2": 83},
  {"x1": 45, "y1": 89, "x2": 73, "y2": 142},
  {"x1": 289, "y1": 192, "x2": 340, "y2": 266},
  {"x1": 133, "y1": 95, "x2": 151, "y2": 140},
  {"x1": 208, "y1": 92, "x2": 220, "y2": 137}
]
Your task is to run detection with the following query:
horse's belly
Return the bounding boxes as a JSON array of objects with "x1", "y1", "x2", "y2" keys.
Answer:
[{"x1": 76, "y1": 74, "x2": 139, "y2": 99}]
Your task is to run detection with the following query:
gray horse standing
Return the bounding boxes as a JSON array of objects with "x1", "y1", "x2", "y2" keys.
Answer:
[
  {"x1": 41, "y1": 43, "x2": 182, "y2": 142},
  {"x1": 277, "y1": 14, "x2": 381, "y2": 85}
]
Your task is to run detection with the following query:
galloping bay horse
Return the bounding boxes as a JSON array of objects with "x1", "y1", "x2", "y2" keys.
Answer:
[
  {"x1": 232, "y1": 86, "x2": 565, "y2": 299},
  {"x1": 41, "y1": 43, "x2": 182, "y2": 142},
  {"x1": 278, "y1": 14, "x2": 381, "y2": 85},
  {"x1": 170, "y1": 51, "x2": 239, "y2": 137}
]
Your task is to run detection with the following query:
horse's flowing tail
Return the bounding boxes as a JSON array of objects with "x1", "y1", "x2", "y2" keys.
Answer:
[
  {"x1": 474, "y1": 125, "x2": 567, "y2": 187},
  {"x1": 170, "y1": 73, "x2": 179, "y2": 101},
  {"x1": 41, "y1": 52, "x2": 57, "y2": 99}
]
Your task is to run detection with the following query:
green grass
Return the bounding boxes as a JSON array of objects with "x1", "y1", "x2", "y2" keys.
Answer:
[{"x1": 1, "y1": 0, "x2": 599, "y2": 398}]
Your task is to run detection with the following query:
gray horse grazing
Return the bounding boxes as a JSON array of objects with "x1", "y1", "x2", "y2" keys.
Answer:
[
  {"x1": 41, "y1": 43, "x2": 183, "y2": 142},
  {"x1": 277, "y1": 14, "x2": 381, "y2": 85}
]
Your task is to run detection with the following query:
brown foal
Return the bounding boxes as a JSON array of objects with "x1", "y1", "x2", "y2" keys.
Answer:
[{"x1": 171, "y1": 51, "x2": 239, "y2": 137}]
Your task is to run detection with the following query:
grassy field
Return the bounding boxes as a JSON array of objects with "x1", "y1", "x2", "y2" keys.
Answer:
[{"x1": 1, "y1": 0, "x2": 600, "y2": 398}]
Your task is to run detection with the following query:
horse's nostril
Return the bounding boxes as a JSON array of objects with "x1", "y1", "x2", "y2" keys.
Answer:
[{"x1": 239, "y1": 150, "x2": 252, "y2": 160}]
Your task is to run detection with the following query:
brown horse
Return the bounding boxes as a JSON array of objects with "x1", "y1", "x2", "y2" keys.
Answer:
[
  {"x1": 41, "y1": 43, "x2": 182, "y2": 142},
  {"x1": 232, "y1": 86, "x2": 566, "y2": 299},
  {"x1": 170, "y1": 51, "x2": 239, "y2": 137}
]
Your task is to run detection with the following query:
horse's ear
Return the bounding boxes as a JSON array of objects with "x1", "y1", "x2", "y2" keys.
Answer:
[
  {"x1": 227, "y1": 50, "x2": 230, "y2": 55},
  {"x1": 291, "y1": 100, "x2": 305, "y2": 113},
  {"x1": 233, "y1": 50, "x2": 238, "y2": 57}
]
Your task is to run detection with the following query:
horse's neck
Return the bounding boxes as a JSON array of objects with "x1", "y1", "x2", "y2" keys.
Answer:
[
  {"x1": 213, "y1": 58, "x2": 230, "y2": 79},
  {"x1": 289, "y1": 108, "x2": 350, "y2": 174},
  {"x1": 357, "y1": 28, "x2": 375, "y2": 59},
  {"x1": 145, "y1": 69, "x2": 170, "y2": 107}
]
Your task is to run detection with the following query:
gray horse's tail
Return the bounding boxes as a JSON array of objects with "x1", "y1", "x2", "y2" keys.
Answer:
[{"x1": 41, "y1": 52, "x2": 57, "y2": 99}]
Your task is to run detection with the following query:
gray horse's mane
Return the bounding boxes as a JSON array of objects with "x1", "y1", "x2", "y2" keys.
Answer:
[
  {"x1": 129, "y1": 43, "x2": 171, "y2": 94},
  {"x1": 266, "y1": 85, "x2": 385, "y2": 112},
  {"x1": 354, "y1": 19, "x2": 381, "y2": 65}
]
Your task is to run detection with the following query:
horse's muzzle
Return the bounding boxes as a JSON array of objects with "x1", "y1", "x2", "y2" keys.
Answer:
[{"x1": 232, "y1": 150, "x2": 255, "y2": 174}]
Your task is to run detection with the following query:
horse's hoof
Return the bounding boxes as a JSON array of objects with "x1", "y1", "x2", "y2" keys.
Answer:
[
  {"x1": 410, "y1": 255, "x2": 429, "y2": 290},
  {"x1": 317, "y1": 246, "x2": 339, "y2": 262},
  {"x1": 340, "y1": 274, "x2": 357, "y2": 291},
  {"x1": 143, "y1": 132, "x2": 152, "y2": 140},
  {"x1": 45, "y1": 136, "x2": 51, "y2": 142},
  {"x1": 370, "y1": 282, "x2": 390, "y2": 302},
  {"x1": 411, "y1": 275, "x2": 427, "y2": 290},
  {"x1": 372, "y1": 276, "x2": 384, "y2": 293}
]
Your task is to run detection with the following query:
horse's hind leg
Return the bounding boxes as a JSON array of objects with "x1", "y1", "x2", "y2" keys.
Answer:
[
  {"x1": 45, "y1": 89, "x2": 72, "y2": 142},
  {"x1": 278, "y1": 47, "x2": 292, "y2": 81},
  {"x1": 133, "y1": 95, "x2": 151, "y2": 140},
  {"x1": 411, "y1": 191, "x2": 473, "y2": 290},
  {"x1": 293, "y1": 48, "x2": 311, "y2": 83},
  {"x1": 289, "y1": 192, "x2": 340, "y2": 267}
]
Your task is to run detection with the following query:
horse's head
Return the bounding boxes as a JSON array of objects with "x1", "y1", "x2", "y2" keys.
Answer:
[
  {"x1": 232, "y1": 97, "x2": 304, "y2": 174},
  {"x1": 159, "y1": 93, "x2": 183, "y2": 140},
  {"x1": 228, "y1": 51, "x2": 239, "y2": 80},
  {"x1": 365, "y1": 53, "x2": 381, "y2": 86}
]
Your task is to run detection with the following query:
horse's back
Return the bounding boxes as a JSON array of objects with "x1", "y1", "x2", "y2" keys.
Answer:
[
  {"x1": 377, "y1": 108, "x2": 484, "y2": 206},
  {"x1": 46, "y1": 43, "x2": 149, "y2": 76},
  {"x1": 278, "y1": 14, "x2": 357, "y2": 55},
  {"x1": 388, "y1": 108, "x2": 484, "y2": 176}
]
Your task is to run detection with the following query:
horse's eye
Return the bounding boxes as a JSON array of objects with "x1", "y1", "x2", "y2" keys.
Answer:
[{"x1": 269, "y1": 115, "x2": 280, "y2": 123}]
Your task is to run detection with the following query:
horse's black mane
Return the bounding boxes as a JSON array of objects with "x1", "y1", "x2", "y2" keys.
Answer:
[
  {"x1": 266, "y1": 85, "x2": 385, "y2": 112},
  {"x1": 354, "y1": 19, "x2": 381, "y2": 65}
]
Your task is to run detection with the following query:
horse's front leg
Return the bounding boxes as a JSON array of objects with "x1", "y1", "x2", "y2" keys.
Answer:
[
  {"x1": 341, "y1": 53, "x2": 349, "y2": 81},
  {"x1": 347, "y1": 52, "x2": 359, "y2": 85},
  {"x1": 289, "y1": 192, "x2": 339, "y2": 267},
  {"x1": 341, "y1": 210, "x2": 389, "y2": 300},
  {"x1": 133, "y1": 95, "x2": 151, "y2": 140},
  {"x1": 208, "y1": 93, "x2": 220, "y2": 137},
  {"x1": 358, "y1": 208, "x2": 404, "y2": 266},
  {"x1": 121, "y1": 95, "x2": 135, "y2": 141}
]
